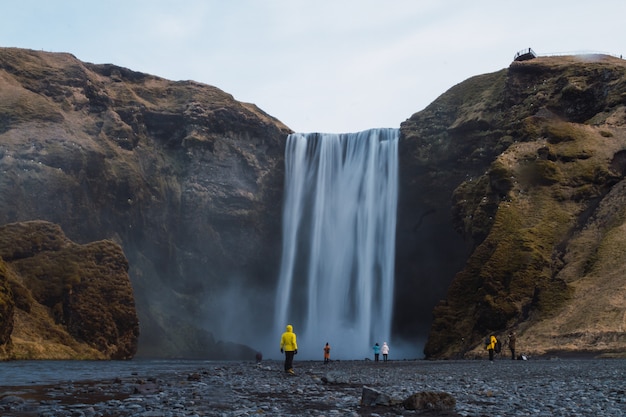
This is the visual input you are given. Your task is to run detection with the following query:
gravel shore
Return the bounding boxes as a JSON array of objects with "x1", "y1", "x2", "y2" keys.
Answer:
[{"x1": 1, "y1": 358, "x2": 625, "y2": 416}]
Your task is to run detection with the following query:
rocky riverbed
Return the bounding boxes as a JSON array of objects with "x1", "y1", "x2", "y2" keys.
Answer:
[{"x1": 1, "y1": 358, "x2": 625, "y2": 416}]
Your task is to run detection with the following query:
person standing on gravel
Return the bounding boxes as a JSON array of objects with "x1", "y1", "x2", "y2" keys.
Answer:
[
  {"x1": 280, "y1": 324, "x2": 298, "y2": 374},
  {"x1": 323, "y1": 343, "x2": 331, "y2": 364},
  {"x1": 373, "y1": 342, "x2": 381, "y2": 362},
  {"x1": 507, "y1": 332, "x2": 516, "y2": 360},
  {"x1": 486, "y1": 335, "x2": 497, "y2": 362},
  {"x1": 381, "y1": 342, "x2": 389, "y2": 362}
]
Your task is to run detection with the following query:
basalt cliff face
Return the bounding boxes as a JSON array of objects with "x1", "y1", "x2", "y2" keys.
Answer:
[
  {"x1": 0, "y1": 47, "x2": 290, "y2": 358},
  {"x1": 399, "y1": 55, "x2": 626, "y2": 358}
]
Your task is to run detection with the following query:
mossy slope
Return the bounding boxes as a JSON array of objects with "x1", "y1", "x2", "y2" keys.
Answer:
[
  {"x1": 401, "y1": 55, "x2": 626, "y2": 358},
  {"x1": 0, "y1": 220, "x2": 138, "y2": 359}
]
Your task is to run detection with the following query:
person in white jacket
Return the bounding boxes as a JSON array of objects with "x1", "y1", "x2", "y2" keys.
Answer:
[{"x1": 381, "y1": 342, "x2": 389, "y2": 362}]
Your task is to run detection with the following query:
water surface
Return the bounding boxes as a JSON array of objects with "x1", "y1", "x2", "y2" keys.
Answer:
[{"x1": 0, "y1": 359, "x2": 213, "y2": 386}]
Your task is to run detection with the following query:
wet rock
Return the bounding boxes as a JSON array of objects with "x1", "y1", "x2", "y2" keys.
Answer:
[
  {"x1": 403, "y1": 391, "x2": 456, "y2": 411},
  {"x1": 321, "y1": 370, "x2": 351, "y2": 384},
  {"x1": 361, "y1": 386, "x2": 391, "y2": 406},
  {"x1": 0, "y1": 394, "x2": 26, "y2": 411},
  {"x1": 2, "y1": 358, "x2": 626, "y2": 416},
  {"x1": 0, "y1": 395, "x2": 25, "y2": 405},
  {"x1": 187, "y1": 372, "x2": 202, "y2": 381},
  {"x1": 132, "y1": 383, "x2": 160, "y2": 394}
]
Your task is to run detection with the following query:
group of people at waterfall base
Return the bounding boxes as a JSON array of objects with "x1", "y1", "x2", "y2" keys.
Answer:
[
  {"x1": 372, "y1": 341, "x2": 389, "y2": 362},
  {"x1": 279, "y1": 324, "x2": 391, "y2": 374},
  {"x1": 280, "y1": 325, "x2": 522, "y2": 374},
  {"x1": 486, "y1": 332, "x2": 525, "y2": 361}
]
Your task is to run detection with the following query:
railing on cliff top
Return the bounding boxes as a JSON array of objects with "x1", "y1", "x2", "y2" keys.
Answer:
[
  {"x1": 514, "y1": 48, "x2": 537, "y2": 61},
  {"x1": 514, "y1": 47, "x2": 622, "y2": 61}
]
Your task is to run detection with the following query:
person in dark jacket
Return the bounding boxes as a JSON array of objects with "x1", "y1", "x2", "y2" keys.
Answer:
[
  {"x1": 280, "y1": 324, "x2": 298, "y2": 374},
  {"x1": 323, "y1": 343, "x2": 331, "y2": 364},
  {"x1": 507, "y1": 332, "x2": 517, "y2": 360}
]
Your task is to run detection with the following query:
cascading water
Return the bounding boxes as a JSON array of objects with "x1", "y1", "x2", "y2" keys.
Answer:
[{"x1": 274, "y1": 128, "x2": 399, "y2": 360}]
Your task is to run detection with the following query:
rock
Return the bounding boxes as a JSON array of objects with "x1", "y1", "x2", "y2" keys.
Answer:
[
  {"x1": 2, "y1": 358, "x2": 624, "y2": 416},
  {"x1": 321, "y1": 370, "x2": 351, "y2": 385},
  {"x1": 400, "y1": 54, "x2": 626, "y2": 359},
  {"x1": 402, "y1": 391, "x2": 456, "y2": 411},
  {"x1": 3, "y1": 47, "x2": 626, "y2": 360},
  {"x1": 132, "y1": 383, "x2": 160, "y2": 395},
  {"x1": 0, "y1": 395, "x2": 26, "y2": 405},
  {"x1": 0, "y1": 47, "x2": 290, "y2": 359},
  {"x1": 360, "y1": 386, "x2": 391, "y2": 406},
  {"x1": 0, "y1": 220, "x2": 138, "y2": 359},
  {"x1": 0, "y1": 260, "x2": 14, "y2": 347},
  {"x1": 187, "y1": 372, "x2": 201, "y2": 381}
]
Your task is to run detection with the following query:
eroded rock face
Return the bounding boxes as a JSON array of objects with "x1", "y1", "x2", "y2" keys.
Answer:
[
  {"x1": 0, "y1": 47, "x2": 291, "y2": 358},
  {"x1": 399, "y1": 55, "x2": 626, "y2": 358},
  {"x1": 3, "y1": 47, "x2": 626, "y2": 360},
  {"x1": 0, "y1": 220, "x2": 138, "y2": 359}
]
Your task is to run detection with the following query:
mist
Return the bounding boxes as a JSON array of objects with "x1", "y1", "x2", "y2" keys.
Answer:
[{"x1": 199, "y1": 276, "x2": 278, "y2": 358}]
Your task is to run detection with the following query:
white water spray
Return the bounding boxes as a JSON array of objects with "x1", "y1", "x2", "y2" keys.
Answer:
[{"x1": 274, "y1": 128, "x2": 399, "y2": 360}]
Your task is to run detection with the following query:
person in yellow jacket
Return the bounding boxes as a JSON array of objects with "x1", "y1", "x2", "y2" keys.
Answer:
[
  {"x1": 486, "y1": 335, "x2": 497, "y2": 362},
  {"x1": 280, "y1": 324, "x2": 298, "y2": 374}
]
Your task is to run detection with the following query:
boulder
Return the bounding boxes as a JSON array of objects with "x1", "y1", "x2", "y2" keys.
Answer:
[
  {"x1": 321, "y1": 370, "x2": 352, "y2": 385},
  {"x1": 0, "y1": 220, "x2": 138, "y2": 359},
  {"x1": 403, "y1": 391, "x2": 456, "y2": 411},
  {"x1": 360, "y1": 386, "x2": 391, "y2": 407}
]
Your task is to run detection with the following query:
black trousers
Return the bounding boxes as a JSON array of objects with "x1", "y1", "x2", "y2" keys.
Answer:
[
  {"x1": 284, "y1": 350, "x2": 295, "y2": 371},
  {"x1": 488, "y1": 348, "x2": 494, "y2": 361}
]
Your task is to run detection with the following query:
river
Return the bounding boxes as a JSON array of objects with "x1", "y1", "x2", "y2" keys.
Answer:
[{"x1": 0, "y1": 359, "x2": 211, "y2": 386}]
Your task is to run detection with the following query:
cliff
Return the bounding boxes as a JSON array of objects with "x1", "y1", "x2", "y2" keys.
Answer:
[
  {"x1": 2, "y1": 47, "x2": 625, "y2": 360},
  {"x1": 0, "y1": 220, "x2": 138, "y2": 359},
  {"x1": 0, "y1": 47, "x2": 290, "y2": 358},
  {"x1": 399, "y1": 54, "x2": 626, "y2": 358}
]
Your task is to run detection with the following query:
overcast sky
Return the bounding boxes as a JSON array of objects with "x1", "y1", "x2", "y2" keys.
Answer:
[{"x1": 2, "y1": 1, "x2": 625, "y2": 133}]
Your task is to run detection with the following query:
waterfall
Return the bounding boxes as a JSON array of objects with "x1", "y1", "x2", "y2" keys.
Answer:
[{"x1": 274, "y1": 128, "x2": 399, "y2": 360}]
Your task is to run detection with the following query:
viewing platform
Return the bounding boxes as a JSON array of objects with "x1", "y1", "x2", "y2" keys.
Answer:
[{"x1": 514, "y1": 48, "x2": 537, "y2": 61}]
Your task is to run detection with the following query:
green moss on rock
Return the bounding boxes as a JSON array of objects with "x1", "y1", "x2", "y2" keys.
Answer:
[
  {"x1": 0, "y1": 221, "x2": 139, "y2": 360},
  {"x1": 422, "y1": 56, "x2": 626, "y2": 359}
]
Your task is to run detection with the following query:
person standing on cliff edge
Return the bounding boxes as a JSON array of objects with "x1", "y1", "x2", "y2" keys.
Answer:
[{"x1": 280, "y1": 324, "x2": 298, "y2": 374}]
